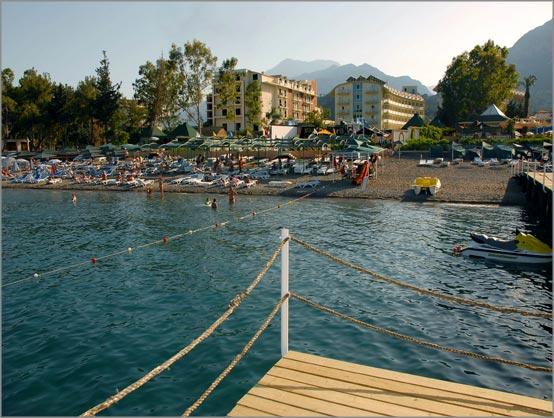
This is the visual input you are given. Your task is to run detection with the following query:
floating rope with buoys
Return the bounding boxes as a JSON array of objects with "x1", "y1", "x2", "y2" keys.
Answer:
[{"x1": 2, "y1": 189, "x2": 319, "y2": 288}]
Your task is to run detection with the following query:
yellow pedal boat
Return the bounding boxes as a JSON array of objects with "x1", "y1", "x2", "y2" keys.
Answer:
[{"x1": 412, "y1": 177, "x2": 441, "y2": 196}]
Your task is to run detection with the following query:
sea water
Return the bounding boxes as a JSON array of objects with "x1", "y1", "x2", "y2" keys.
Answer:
[{"x1": 2, "y1": 189, "x2": 551, "y2": 415}]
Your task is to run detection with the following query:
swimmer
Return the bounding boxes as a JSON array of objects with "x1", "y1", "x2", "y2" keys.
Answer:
[
  {"x1": 211, "y1": 198, "x2": 218, "y2": 209},
  {"x1": 71, "y1": 192, "x2": 77, "y2": 205},
  {"x1": 206, "y1": 197, "x2": 211, "y2": 206}
]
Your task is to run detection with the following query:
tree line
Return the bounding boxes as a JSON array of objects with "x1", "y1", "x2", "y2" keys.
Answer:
[
  {"x1": 2, "y1": 40, "x2": 264, "y2": 150},
  {"x1": 434, "y1": 40, "x2": 537, "y2": 126}
]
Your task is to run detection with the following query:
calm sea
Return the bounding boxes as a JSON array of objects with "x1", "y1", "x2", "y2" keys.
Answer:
[{"x1": 2, "y1": 189, "x2": 552, "y2": 415}]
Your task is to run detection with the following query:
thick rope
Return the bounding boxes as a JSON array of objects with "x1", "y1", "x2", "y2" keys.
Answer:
[
  {"x1": 290, "y1": 236, "x2": 551, "y2": 319},
  {"x1": 291, "y1": 292, "x2": 552, "y2": 373},
  {"x1": 81, "y1": 238, "x2": 288, "y2": 416},
  {"x1": 182, "y1": 293, "x2": 289, "y2": 416},
  {"x1": 3, "y1": 188, "x2": 317, "y2": 288}
]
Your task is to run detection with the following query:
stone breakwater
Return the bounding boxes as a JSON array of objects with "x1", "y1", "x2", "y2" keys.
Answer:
[{"x1": 2, "y1": 158, "x2": 526, "y2": 205}]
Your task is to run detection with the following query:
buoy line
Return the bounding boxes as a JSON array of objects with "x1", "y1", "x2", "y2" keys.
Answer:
[{"x1": 2, "y1": 189, "x2": 319, "y2": 288}]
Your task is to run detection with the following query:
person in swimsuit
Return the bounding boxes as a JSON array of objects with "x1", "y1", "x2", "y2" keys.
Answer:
[{"x1": 211, "y1": 198, "x2": 218, "y2": 209}]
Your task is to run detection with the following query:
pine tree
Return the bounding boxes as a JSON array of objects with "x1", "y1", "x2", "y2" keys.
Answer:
[{"x1": 94, "y1": 51, "x2": 122, "y2": 143}]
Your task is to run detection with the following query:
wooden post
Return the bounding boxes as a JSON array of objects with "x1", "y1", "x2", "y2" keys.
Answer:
[{"x1": 280, "y1": 228, "x2": 289, "y2": 357}]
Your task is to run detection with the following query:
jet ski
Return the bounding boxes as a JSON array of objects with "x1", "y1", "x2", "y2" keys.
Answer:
[{"x1": 455, "y1": 231, "x2": 552, "y2": 264}]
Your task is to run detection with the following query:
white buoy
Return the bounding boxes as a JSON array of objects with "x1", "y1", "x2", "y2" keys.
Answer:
[
  {"x1": 128, "y1": 247, "x2": 133, "y2": 253},
  {"x1": 33, "y1": 273, "x2": 39, "y2": 278}
]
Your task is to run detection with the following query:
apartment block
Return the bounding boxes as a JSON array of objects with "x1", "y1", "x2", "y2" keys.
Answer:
[
  {"x1": 207, "y1": 70, "x2": 317, "y2": 133},
  {"x1": 334, "y1": 76, "x2": 425, "y2": 130}
]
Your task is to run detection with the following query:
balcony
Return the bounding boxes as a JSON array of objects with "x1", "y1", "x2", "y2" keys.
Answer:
[{"x1": 336, "y1": 91, "x2": 350, "y2": 96}]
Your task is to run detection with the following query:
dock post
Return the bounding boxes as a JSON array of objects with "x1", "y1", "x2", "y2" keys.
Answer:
[
  {"x1": 280, "y1": 228, "x2": 289, "y2": 357},
  {"x1": 543, "y1": 163, "x2": 546, "y2": 192}
]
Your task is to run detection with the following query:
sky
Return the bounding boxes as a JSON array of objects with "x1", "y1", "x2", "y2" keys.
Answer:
[{"x1": 2, "y1": 1, "x2": 552, "y2": 97}]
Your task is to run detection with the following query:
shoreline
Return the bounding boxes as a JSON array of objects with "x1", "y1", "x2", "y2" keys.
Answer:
[{"x1": 2, "y1": 158, "x2": 527, "y2": 206}]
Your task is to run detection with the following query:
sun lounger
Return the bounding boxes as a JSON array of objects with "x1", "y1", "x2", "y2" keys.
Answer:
[{"x1": 295, "y1": 180, "x2": 321, "y2": 189}]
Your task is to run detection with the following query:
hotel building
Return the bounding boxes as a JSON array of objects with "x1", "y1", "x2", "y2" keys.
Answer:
[
  {"x1": 334, "y1": 76, "x2": 425, "y2": 130},
  {"x1": 207, "y1": 70, "x2": 317, "y2": 133}
]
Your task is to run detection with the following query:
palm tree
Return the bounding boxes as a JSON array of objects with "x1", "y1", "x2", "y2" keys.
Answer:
[{"x1": 521, "y1": 75, "x2": 537, "y2": 118}]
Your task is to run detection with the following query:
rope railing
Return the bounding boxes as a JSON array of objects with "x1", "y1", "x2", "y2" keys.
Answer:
[
  {"x1": 3, "y1": 189, "x2": 318, "y2": 288},
  {"x1": 290, "y1": 292, "x2": 552, "y2": 373},
  {"x1": 80, "y1": 238, "x2": 288, "y2": 416},
  {"x1": 182, "y1": 293, "x2": 289, "y2": 416},
  {"x1": 290, "y1": 236, "x2": 551, "y2": 319}
]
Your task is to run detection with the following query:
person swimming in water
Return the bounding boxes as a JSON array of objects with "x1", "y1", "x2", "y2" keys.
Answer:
[
  {"x1": 71, "y1": 192, "x2": 77, "y2": 206},
  {"x1": 206, "y1": 197, "x2": 211, "y2": 206},
  {"x1": 211, "y1": 198, "x2": 218, "y2": 209}
]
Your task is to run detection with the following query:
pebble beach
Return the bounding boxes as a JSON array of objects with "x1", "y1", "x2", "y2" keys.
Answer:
[{"x1": 2, "y1": 157, "x2": 526, "y2": 205}]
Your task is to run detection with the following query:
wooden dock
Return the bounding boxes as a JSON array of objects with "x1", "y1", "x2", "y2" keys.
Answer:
[
  {"x1": 228, "y1": 351, "x2": 552, "y2": 416},
  {"x1": 527, "y1": 171, "x2": 552, "y2": 191}
]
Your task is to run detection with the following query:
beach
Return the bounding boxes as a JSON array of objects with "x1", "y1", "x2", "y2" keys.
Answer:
[{"x1": 3, "y1": 157, "x2": 526, "y2": 205}]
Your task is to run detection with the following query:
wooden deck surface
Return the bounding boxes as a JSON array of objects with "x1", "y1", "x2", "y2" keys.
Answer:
[
  {"x1": 527, "y1": 171, "x2": 552, "y2": 191},
  {"x1": 228, "y1": 351, "x2": 552, "y2": 416}
]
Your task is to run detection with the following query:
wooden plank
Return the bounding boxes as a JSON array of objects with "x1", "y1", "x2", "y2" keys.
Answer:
[
  {"x1": 285, "y1": 352, "x2": 551, "y2": 414},
  {"x1": 268, "y1": 364, "x2": 518, "y2": 416},
  {"x1": 248, "y1": 385, "x2": 386, "y2": 416},
  {"x1": 276, "y1": 358, "x2": 511, "y2": 416},
  {"x1": 260, "y1": 372, "x2": 441, "y2": 416},
  {"x1": 228, "y1": 404, "x2": 277, "y2": 416},
  {"x1": 232, "y1": 393, "x2": 318, "y2": 416}
]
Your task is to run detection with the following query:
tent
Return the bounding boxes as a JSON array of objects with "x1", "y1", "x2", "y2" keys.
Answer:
[
  {"x1": 481, "y1": 141, "x2": 496, "y2": 159},
  {"x1": 465, "y1": 147, "x2": 481, "y2": 161},
  {"x1": 401, "y1": 113, "x2": 425, "y2": 130},
  {"x1": 214, "y1": 128, "x2": 227, "y2": 138},
  {"x1": 450, "y1": 142, "x2": 466, "y2": 158},
  {"x1": 494, "y1": 144, "x2": 514, "y2": 160},
  {"x1": 479, "y1": 104, "x2": 510, "y2": 123},
  {"x1": 168, "y1": 122, "x2": 199, "y2": 139}
]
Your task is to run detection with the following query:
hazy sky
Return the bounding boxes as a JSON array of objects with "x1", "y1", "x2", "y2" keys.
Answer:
[{"x1": 2, "y1": 1, "x2": 552, "y2": 97}]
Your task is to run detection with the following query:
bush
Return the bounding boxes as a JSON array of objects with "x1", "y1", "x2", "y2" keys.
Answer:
[{"x1": 419, "y1": 124, "x2": 443, "y2": 141}]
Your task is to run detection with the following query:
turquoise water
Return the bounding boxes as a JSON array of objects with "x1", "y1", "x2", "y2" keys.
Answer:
[{"x1": 2, "y1": 189, "x2": 552, "y2": 416}]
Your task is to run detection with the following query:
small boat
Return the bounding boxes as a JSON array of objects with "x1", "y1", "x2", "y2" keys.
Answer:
[
  {"x1": 456, "y1": 231, "x2": 552, "y2": 264},
  {"x1": 412, "y1": 177, "x2": 441, "y2": 195}
]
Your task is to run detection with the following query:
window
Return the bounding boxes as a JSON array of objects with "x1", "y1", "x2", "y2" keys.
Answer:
[
  {"x1": 253, "y1": 74, "x2": 258, "y2": 80},
  {"x1": 236, "y1": 108, "x2": 241, "y2": 115},
  {"x1": 356, "y1": 95, "x2": 360, "y2": 99},
  {"x1": 207, "y1": 103, "x2": 212, "y2": 110},
  {"x1": 236, "y1": 122, "x2": 241, "y2": 131},
  {"x1": 222, "y1": 109, "x2": 227, "y2": 116},
  {"x1": 236, "y1": 85, "x2": 241, "y2": 93},
  {"x1": 235, "y1": 74, "x2": 240, "y2": 81},
  {"x1": 341, "y1": 106, "x2": 344, "y2": 110},
  {"x1": 223, "y1": 123, "x2": 227, "y2": 130}
]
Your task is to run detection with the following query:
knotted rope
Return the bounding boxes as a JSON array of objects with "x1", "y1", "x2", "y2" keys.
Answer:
[
  {"x1": 290, "y1": 236, "x2": 551, "y2": 319},
  {"x1": 291, "y1": 292, "x2": 552, "y2": 373},
  {"x1": 182, "y1": 293, "x2": 289, "y2": 416},
  {"x1": 81, "y1": 238, "x2": 288, "y2": 416}
]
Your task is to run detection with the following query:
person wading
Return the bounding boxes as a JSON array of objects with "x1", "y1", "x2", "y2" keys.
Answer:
[{"x1": 229, "y1": 186, "x2": 237, "y2": 204}]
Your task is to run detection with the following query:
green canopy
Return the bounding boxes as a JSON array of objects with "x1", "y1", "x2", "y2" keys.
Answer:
[
  {"x1": 167, "y1": 122, "x2": 198, "y2": 139},
  {"x1": 402, "y1": 113, "x2": 425, "y2": 130},
  {"x1": 121, "y1": 144, "x2": 141, "y2": 151}
]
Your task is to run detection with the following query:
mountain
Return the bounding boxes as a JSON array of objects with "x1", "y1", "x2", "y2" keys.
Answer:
[
  {"x1": 266, "y1": 59, "x2": 340, "y2": 79},
  {"x1": 293, "y1": 63, "x2": 434, "y2": 96},
  {"x1": 507, "y1": 19, "x2": 552, "y2": 113}
]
